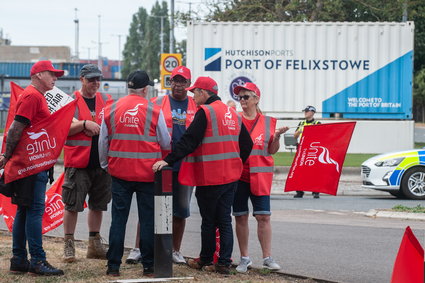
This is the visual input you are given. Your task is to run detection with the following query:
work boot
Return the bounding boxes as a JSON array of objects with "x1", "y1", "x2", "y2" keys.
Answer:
[
  {"x1": 63, "y1": 234, "x2": 76, "y2": 263},
  {"x1": 294, "y1": 191, "x2": 304, "y2": 198},
  {"x1": 10, "y1": 256, "x2": 30, "y2": 273},
  {"x1": 87, "y1": 234, "x2": 107, "y2": 259},
  {"x1": 29, "y1": 260, "x2": 64, "y2": 276}
]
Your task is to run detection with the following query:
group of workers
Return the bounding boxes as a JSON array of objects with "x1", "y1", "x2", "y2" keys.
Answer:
[{"x1": 0, "y1": 59, "x2": 321, "y2": 277}]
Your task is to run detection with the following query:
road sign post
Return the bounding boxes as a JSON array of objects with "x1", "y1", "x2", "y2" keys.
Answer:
[{"x1": 154, "y1": 166, "x2": 173, "y2": 278}]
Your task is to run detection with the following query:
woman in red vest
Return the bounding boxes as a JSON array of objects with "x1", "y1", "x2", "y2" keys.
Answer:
[{"x1": 232, "y1": 82, "x2": 289, "y2": 273}]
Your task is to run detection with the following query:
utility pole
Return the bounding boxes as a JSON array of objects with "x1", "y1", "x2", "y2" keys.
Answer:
[
  {"x1": 83, "y1": 46, "x2": 93, "y2": 60},
  {"x1": 112, "y1": 34, "x2": 124, "y2": 79},
  {"x1": 74, "y1": 8, "x2": 79, "y2": 60},
  {"x1": 170, "y1": 0, "x2": 174, "y2": 53},
  {"x1": 97, "y1": 15, "x2": 103, "y2": 70},
  {"x1": 402, "y1": 0, "x2": 408, "y2": 22},
  {"x1": 151, "y1": 16, "x2": 165, "y2": 54}
]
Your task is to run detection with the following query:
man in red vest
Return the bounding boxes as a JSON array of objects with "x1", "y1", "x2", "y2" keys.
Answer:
[
  {"x1": 62, "y1": 64, "x2": 112, "y2": 262},
  {"x1": 153, "y1": 76, "x2": 253, "y2": 274},
  {"x1": 99, "y1": 70, "x2": 171, "y2": 277},
  {"x1": 0, "y1": 60, "x2": 64, "y2": 275}
]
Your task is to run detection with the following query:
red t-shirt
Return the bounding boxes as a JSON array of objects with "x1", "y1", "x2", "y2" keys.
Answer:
[
  {"x1": 15, "y1": 85, "x2": 50, "y2": 125},
  {"x1": 240, "y1": 113, "x2": 275, "y2": 183}
]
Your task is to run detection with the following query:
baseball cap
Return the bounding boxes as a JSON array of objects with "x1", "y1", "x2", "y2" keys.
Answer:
[
  {"x1": 30, "y1": 60, "x2": 64, "y2": 77},
  {"x1": 233, "y1": 82, "x2": 261, "y2": 98},
  {"x1": 171, "y1": 66, "x2": 191, "y2": 80},
  {"x1": 80, "y1": 64, "x2": 102, "y2": 78},
  {"x1": 186, "y1": 76, "x2": 218, "y2": 94},
  {"x1": 127, "y1": 70, "x2": 154, "y2": 89},
  {"x1": 303, "y1": 105, "x2": 316, "y2": 112}
]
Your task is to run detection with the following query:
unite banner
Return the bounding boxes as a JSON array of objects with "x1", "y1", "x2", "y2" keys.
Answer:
[
  {"x1": 284, "y1": 122, "x2": 356, "y2": 195},
  {"x1": 4, "y1": 99, "x2": 77, "y2": 183}
]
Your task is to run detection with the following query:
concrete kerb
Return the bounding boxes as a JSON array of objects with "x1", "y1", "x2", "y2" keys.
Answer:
[{"x1": 366, "y1": 209, "x2": 425, "y2": 221}]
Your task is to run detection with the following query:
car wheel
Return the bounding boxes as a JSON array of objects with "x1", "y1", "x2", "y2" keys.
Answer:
[
  {"x1": 401, "y1": 167, "x2": 425, "y2": 200},
  {"x1": 389, "y1": 191, "x2": 406, "y2": 198}
]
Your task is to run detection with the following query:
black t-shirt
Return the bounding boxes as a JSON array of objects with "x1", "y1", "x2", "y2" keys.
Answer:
[{"x1": 83, "y1": 97, "x2": 100, "y2": 169}]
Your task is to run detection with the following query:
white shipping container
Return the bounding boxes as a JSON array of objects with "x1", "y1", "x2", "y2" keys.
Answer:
[{"x1": 187, "y1": 21, "x2": 414, "y2": 120}]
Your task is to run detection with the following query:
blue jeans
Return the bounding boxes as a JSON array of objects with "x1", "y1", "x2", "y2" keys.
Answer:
[
  {"x1": 107, "y1": 177, "x2": 154, "y2": 269},
  {"x1": 195, "y1": 182, "x2": 236, "y2": 266},
  {"x1": 12, "y1": 171, "x2": 48, "y2": 264}
]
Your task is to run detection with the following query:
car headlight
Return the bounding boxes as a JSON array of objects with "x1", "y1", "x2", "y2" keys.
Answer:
[{"x1": 374, "y1": 157, "x2": 404, "y2": 167}]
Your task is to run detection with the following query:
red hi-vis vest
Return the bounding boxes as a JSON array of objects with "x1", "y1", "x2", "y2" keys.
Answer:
[
  {"x1": 151, "y1": 95, "x2": 197, "y2": 157},
  {"x1": 104, "y1": 95, "x2": 162, "y2": 182},
  {"x1": 179, "y1": 101, "x2": 243, "y2": 186},
  {"x1": 64, "y1": 91, "x2": 111, "y2": 168},
  {"x1": 247, "y1": 115, "x2": 277, "y2": 196}
]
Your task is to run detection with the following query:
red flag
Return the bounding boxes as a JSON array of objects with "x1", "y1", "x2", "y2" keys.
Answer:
[
  {"x1": 1, "y1": 82, "x2": 24, "y2": 154},
  {"x1": 284, "y1": 122, "x2": 356, "y2": 195},
  {"x1": 391, "y1": 226, "x2": 424, "y2": 283},
  {"x1": 0, "y1": 194, "x2": 17, "y2": 231},
  {"x1": 42, "y1": 172, "x2": 65, "y2": 234},
  {"x1": 4, "y1": 99, "x2": 77, "y2": 183}
]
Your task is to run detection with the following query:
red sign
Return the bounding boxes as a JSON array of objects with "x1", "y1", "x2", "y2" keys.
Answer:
[
  {"x1": 42, "y1": 173, "x2": 65, "y2": 233},
  {"x1": 284, "y1": 122, "x2": 356, "y2": 195},
  {"x1": 2, "y1": 82, "x2": 24, "y2": 154},
  {"x1": 4, "y1": 99, "x2": 77, "y2": 183}
]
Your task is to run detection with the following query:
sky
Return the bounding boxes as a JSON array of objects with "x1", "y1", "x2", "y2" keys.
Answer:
[{"x1": 1, "y1": 0, "x2": 206, "y2": 61}]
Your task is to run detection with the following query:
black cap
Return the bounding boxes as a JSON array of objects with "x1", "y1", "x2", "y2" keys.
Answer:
[
  {"x1": 80, "y1": 64, "x2": 102, "y2": 78},
  {"x1": 127, "y1": 70, "x2": 154, "y2": 89},
  {"x1": 303, "y1": 105, "x2": 316, "y2": 112}
]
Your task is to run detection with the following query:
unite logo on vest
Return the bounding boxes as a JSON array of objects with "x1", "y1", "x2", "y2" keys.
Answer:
[
  {"x1": 222, "y1": 107, "x2": 236, "y2": 130},
  {"x1": 26, "y1": 128, "x2": 57, "y2": 161},
  {"x1": 304, "y1": 141, "x2": 339, "y2": 173},
  {"x1": 119, "y1": 103, "x2": 144, "y2": 127},
  {"x1": 254, "y1": 133, "x2": 264, "y2": 146},
  {"x1": 98, "y1": 108, "x2": 105, "y2": 121}
]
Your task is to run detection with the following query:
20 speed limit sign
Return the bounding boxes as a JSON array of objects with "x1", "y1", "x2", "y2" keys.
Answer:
[
  {"x1": 160, "y1": 53, "x2": 182, "y2": 90},
  {"x1": 163, "y1": 55, "x2": 179, "y2": 72}
]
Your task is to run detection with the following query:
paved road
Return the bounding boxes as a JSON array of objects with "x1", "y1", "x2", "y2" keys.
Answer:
[{"x1": 0, "y1": 167, "x2": 424, "y2": 282}]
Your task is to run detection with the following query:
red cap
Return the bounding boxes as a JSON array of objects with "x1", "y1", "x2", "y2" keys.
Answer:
[
  {"x1": 171, "y1": 66, "x2": 191, "y2": 80},
  {"x1": 186, "y1": 76, "x2": 218, "y2": 94},
  {"x1": 233, "y1": 82, "x2": 261, "y2": 98},
  {"x1": 30, "y1": 60, "x2": 64, "y2": 77}
]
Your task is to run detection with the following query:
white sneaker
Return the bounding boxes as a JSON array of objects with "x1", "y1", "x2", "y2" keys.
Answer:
[
  {"x1": 126, "y1": 248, "x2": 141, "y2": 264},
  {"x1": 236, "y1": 257, "x2": 252, "y2": 273},
  {"x1": 263, "y1": 257, "x2": 281, "y2": 270},
  {"x1": 172, "y1": 251, "x2": 186, "y2": 264}
]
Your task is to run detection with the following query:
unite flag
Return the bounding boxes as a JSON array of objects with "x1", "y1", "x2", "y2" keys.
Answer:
[
  {"x1": 284, "y1": 122, "x2": 356, "y2": 195},
  {"x1": 391, "y1": 226, "x2": 424, "y2": 283}
]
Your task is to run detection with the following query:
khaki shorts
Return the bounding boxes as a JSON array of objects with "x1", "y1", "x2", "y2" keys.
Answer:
[{"x1": 62, "y1": 167, "x2": 112, "y2": 212}]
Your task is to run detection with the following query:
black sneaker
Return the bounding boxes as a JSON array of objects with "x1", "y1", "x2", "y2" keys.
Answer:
[
  {"x1": 106, "y1": 266, "x2": 120, "y2": 277},
  {"x1": 29, "y1": 260, "x2": 64, "y2": 276},
  {"x1": 313, "y1": 192, "x2": 320, "y2": 199},
  {"x1": 143, "y1": 266, "x2": 154, "y2": 276},
  {"x1": 10, "y1": 256, "x2": 30, "y2": 273}
]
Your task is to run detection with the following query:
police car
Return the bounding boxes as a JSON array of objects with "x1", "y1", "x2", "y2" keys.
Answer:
[{"x1": 361, "y1": 150, "x2": 425, "y2": 200}]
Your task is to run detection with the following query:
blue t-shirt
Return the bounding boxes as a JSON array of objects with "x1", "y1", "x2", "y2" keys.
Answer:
[{"x1": 169, "y1": 96, "x2": 189, "y2": 171}]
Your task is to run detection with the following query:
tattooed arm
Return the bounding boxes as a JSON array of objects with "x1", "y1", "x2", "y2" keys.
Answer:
[{"x1": 0, "y1": 120, "x2": 27, "y2": 169}]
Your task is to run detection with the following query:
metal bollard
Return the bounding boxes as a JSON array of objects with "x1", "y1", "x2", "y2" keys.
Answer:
[{"x1": 154, "y1": 166, "x2": 173, "y2": 278}]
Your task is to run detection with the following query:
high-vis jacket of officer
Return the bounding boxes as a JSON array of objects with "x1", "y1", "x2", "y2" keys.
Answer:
[
  {"x1": 151, "y1": 94, "x2": 197, "y2": 156},
  {"x1": 179, "y1": 101, "x2": 243, "y2": 186},
  {"x1": 103, "y1": 95, "x2": 164, "y2": 182},
  {"x1": 296, "y1": 119, "x2": 320, "y2": 140},
  {"x1": 64, "y1": 91, "x2": 111, "y2": 168},
  {"x1": 246, "y1": 114, "x2": 277, "y2": 196}
]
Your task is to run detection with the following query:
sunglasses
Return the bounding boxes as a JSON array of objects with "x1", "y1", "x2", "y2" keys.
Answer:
[
  {"x1": 238, "y1": 95, "x2": 254, "y2": 101},
  {"x1": 171, "y1": 78, "x2": 189, "y2": 85},
  {"x1": 87, "y1": 77, "x2": 101, "y2": 82}
]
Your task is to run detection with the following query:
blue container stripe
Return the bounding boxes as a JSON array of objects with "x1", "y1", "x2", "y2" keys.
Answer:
[
  {"x1": 389, "y1": 169, "x2": 403, "y2": 186},
  {"x1": 204, "y1": 48, "x2": 221, "y2": 60},
  {"x1": 322, "y1": 51, "x2": 413, "y2": 119}
]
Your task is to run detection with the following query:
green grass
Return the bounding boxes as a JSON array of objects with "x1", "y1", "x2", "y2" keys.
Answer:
[
  {"x1": 392, "y1": 204, "x2": 425, "y2": 213},
  {"x1": 415, "y1": 142, "x2": 425, "y2": 149},
  {"x1": 274, "y1": 152, "x2": 376, "y2": 167}
]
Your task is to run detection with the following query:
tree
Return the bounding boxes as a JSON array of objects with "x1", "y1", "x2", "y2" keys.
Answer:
[
  {"x1": 122, "y1": 1, "x2": 171, "y2": 80},
  {"x1": 122, "y1": 7, "x2": 149, "y2": 78}
]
